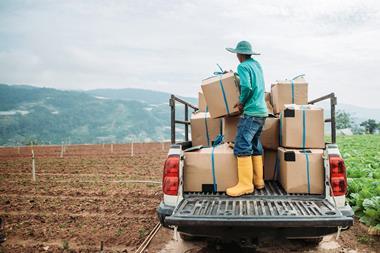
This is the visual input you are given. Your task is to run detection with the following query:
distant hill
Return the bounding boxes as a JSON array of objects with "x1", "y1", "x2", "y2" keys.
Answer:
[
  {"x1": 0, "y1": 84, "x2": 379, "y2": 146},
  {"x1": 338, "y1": 103, "x2": 380, "y2": 122},
  {"x1": 0, "y1": 84, "x2": 196, "y2": 145}
]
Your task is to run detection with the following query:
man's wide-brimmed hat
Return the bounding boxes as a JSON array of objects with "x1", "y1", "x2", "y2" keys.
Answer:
[{"x1": 226, "y1": 41, "x2": 260, "y2": 55}]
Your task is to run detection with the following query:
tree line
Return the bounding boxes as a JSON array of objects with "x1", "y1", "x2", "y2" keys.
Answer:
[{"x1": 336, "y1": 110, "x2": 379, "y2": 134}]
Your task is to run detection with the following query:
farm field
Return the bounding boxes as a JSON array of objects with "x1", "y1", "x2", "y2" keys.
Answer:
[
  {"x1": 0, "y1": 137, "x2": 379, "y2": 253},
  {"x1": 337, "y1": 135, "x2": 380, "y2": 234},
  {"x1": 0, "y1": 143, "x2": 168, "y2": 252}
]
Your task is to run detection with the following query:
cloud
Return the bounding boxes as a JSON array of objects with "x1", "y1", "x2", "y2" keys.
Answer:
[{"x1": 0, "y1": 0, "x2": 380, "y2": 107}]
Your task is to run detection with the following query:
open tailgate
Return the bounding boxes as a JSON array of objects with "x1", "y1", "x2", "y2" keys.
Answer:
[{"x1": 165, "y1": 196, "x2": 353, "y2": 227}]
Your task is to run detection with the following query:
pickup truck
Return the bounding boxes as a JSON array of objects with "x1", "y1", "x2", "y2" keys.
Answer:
[{"x1": 157, "y1": 93, "x2": 354, "y2": 248}]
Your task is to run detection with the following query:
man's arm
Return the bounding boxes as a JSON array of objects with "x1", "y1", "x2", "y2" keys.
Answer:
[{"x1": 237, "y1": 65, "x2": 252, "y2": 106}]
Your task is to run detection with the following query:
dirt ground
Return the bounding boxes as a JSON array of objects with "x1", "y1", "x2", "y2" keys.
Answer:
[
  {"x1": 0, "y1": 143, "x2": 167, "y2": 252},
  {"x1": 0, "y1": 143, "x2": 378, "y2": 253}
]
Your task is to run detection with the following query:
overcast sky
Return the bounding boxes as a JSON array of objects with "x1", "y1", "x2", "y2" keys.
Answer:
[{"x1": 0, "y1": 0, "x2": 379, "y2": 108}]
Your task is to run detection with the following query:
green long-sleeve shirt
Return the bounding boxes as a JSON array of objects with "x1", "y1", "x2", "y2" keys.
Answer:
[{"x1": 237, "y1": 58, "x2": 268, "y2": 117}]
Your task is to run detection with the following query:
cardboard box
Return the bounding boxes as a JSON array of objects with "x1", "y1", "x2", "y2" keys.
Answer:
[
  {"x1": 191, "y1": 112, "x2": 222, "y2": 147},
  {"x1": 201, "y1": 72, "x2": 240, "y2": 118},
  {"x1": 223, "y1": 115, "x2": 240, "y2": 143},
  {"x1": 271, "y1": 76, "x2": 308, "y2": 114},
  {"x1": 265, "y1": 92, "x2": 274, "y2": 115},
  {"x1": 198, "y1": 91, "x2": 207, "y2": 112},
  {"x1": 260, "y1": 117, "x2": 279, "y2": 150},
  {"x1": 278, "y1": 147, "x2": 324, "y2": 194},
  {"x1": 280, "y1": 104, "x2": 325, "y2": 149},
  {"x1": 184, "y1": 144, "x2": 238, "y2": 192},
  {"x1": 222, "y1": 115, "x2": 279, "y2": 148},
  {"x1": 264, "y1": 149, "x2": 279, "y2": 180}
]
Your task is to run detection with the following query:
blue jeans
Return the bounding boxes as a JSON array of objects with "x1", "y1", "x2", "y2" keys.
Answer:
[{"x1": 233, "y1": 115, "x2": 266, "y2": 157}]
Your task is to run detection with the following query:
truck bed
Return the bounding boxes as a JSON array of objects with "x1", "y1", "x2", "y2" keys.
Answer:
[
  {"x1": 167, "y1": 181, "x2": 353, "y2": 228},
  {"x1": 184, "y1": 180, "x2": 323, "y2": 199}
]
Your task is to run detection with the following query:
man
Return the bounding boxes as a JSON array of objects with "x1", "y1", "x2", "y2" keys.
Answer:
[{"x1": 225, "y1": 41, "x2": 268, "y2": 197}]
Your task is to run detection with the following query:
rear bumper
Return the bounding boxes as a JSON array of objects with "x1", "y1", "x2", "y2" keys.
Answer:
[
  {"x1": 166, "y1": 216, "x2": 353, "y2": 228},
  {"x1": 156, "y1": 202, "x2": 174, "y2": 228},
  {"x1": 339, "y1": 204, "x2": 354, "y2": 218},
  {"x1": 166, "y1": 213, "x2": 353, "y2": 239},
  {"x1": 158, "y1": 201, "x2": 354, "y2": 238}
]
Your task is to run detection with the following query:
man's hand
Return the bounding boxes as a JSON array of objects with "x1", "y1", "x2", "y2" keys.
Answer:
[{"x1": 234, "y1": 103, "x2": 244, "y2": 113}]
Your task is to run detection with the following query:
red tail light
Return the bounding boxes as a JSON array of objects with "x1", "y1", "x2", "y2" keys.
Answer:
[
  {"x1": 163, "y1": 155, "x2": 179, "y2": 195},
  {"x1": 329, "y1": 155, "x2": 347, "y2": 196}
]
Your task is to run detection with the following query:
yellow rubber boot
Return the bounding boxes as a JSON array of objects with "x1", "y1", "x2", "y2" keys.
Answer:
[
  {"x1": 226, "y1": 156, "x2": 254, "y2": 197},
  {"x1": 252, "y1": 155, "x2": 265, "y2": 189}
]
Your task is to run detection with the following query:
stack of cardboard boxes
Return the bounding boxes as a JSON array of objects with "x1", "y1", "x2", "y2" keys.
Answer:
[
  {"x1": 185, "y1": 73, "x2": 241, "y2": 192},
  {"x1": 184, "y1": 74, "x2": 325, "y2": 195},
  {"x1": 272, "y1": 76, "x2": 325, "y2": 194}
]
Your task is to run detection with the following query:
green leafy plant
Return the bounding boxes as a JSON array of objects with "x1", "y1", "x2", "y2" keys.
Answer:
[{"x1": 338, "y1": 135, "x2": 380, "y2": 232}]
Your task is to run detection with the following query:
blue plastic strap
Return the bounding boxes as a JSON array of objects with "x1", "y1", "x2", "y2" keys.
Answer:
[
  {"x1": 210, "y1": 134, "x2": 224, "y2": 193},
  {"x1": 305, "y1": 152, "x2": 311, "y2": 194},
  {"x1": 219, "y1": 77, "x2": 230, "y2": 115},
  {"x1": 290, "y1": 74, "x2": 305, "y2": 104},
  {"x1": 212, "y1": 134, "x2": 224, "y2": 147},
  {"x1": 216, "y1": 63, "x2": 223, "y2": 73},
  {"x1": 291, "y1": 79, "x2": 295, "y2": 104},
  {"x1": 302, "y1": 108, "x2": 306, "y2": 149},
  {"x1": 210, "y1": 64, "x2": 230, "y2": 115}
]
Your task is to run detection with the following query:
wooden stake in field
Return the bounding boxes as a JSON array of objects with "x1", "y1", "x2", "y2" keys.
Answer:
[
  {"x1": 17, "y1": 145, "x2": 20, "y2": 155},
  {"x1": 32, "y1": 149, "x2": 36, "y2": 181},
  {"x1": 60, "y1": 141, "x2": 64, "y2": 158},
  {"x1": 131, "y1": 141, "x2": 134, "y2": 157},
  {"x1": 111, "y1": 143, "x2": 113, "y2": 153}
]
